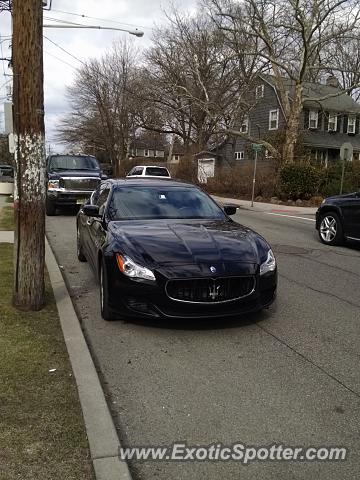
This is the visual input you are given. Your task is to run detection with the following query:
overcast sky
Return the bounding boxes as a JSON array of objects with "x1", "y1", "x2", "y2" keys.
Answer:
[{"x1": 0, "y1": 0, "x2": 197, "y2": 152}]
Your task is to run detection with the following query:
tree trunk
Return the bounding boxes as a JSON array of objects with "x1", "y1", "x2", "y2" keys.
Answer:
[
  {"x1": 282, "y1": 84, "x2": 303, "y2": 164},
  {"x1": 12, "y1": 0, "x2": 46, "y2": 310}
]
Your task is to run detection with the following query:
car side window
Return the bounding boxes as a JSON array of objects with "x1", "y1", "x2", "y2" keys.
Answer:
[
  {"x1": 133, "y1": 167, "x2": 143, "y2": 176},
  {"x1": 97, "y1": 188, "x2": 110, "y2": 215}
]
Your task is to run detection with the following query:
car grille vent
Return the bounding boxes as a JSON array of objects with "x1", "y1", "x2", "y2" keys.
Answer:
[
  {"x1": 60, "y1": 177, "x2": 100, "y2": 191},
  {"x1": 166, "y1": 276, "x2": 255, "y2": 303}
]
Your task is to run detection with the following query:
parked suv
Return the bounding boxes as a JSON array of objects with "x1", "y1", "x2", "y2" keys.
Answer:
[
  {"x1": 316, "y1": 192, "x2": 360, "y2": 245},
  {"x1": 46, "y1": 154, "x2": 105, "y2": 216}
]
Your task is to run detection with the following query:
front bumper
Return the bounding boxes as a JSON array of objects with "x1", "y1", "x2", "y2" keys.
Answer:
[
  {"x1": 47, "y1": 189, "x2": 93, "y2": 206},
  {"x1": 104, "y1": 257, "x2": 277, "y2": 319}
]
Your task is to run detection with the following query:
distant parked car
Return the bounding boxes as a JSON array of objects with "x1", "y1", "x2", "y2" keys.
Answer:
[
  {"x1": 316, "y1": 192, "x2": 360, "y2": 245},
  {"x1": 0, "y1": 164, "x2": 14, "y2": 195},
  {"x1": 0, "y1": 164, "x2": 14, "y2": 178},
  {"x1": 46, "y1": 154, "x2": 107, "y2": 216},
  {"x1": 126, "y1": 165, "x2": 171, "y2": 178}
]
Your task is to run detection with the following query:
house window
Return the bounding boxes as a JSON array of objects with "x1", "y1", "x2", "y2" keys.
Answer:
[
  {"x1": 255, "y1": 85, "x2": 264, "y2": 99},
  {"x1": 172, "y1": 154, "x2": 180, "y2": 162},
  {"x1": 269, "y1": 109, "x2": 279, "y2": 130},
  {"x1": 241, "y1": 115, "x2": 249, "y2": 133},
  {"x1": 265, "y1": 149, "x2": 272, "y2": 158},
  {"x1": 143, "y1": 149, "x2": 155, "y2": 157},
  {"x1": 156, "y1": 150, "x2": 165, "y2": 157},
  {"x1": 347, "y1": 115, "x2": 356, "y2": 134},
  {"x1": 309, "y1": 110, "x2": 318, "y2": 129},
  {"x1": 235, "y1": 151, "x2": 244, "y2": 160},
  {"x1": 328, "y1": 113, "x2": 337, "y2": 131}
]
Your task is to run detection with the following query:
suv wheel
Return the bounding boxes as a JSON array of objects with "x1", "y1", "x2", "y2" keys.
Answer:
[
  {"x1": 46, "y1": 199, "x2": 56, "y2": 216},
  {"x1": 319, "y1": 212, "x2": 344, "y2": 246}
]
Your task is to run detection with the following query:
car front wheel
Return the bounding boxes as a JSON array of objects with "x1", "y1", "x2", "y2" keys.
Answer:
[
  {"x1": 76, "y1": 225, "x2": 87, "y2": 262},
  {"x1": 100, "y1": 260, "x2": 115, "y2": 321},
  {"x1": 319, "y1": 212, "x2": 343, "y2": 246}
]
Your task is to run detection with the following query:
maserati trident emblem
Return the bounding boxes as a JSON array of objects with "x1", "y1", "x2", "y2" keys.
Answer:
[
  {"x1": 209, "y1": 282, "x2": 221, "y2": 301},
  {"x1": 210, "y1": 266, "x2": 217, "y2": 274}
]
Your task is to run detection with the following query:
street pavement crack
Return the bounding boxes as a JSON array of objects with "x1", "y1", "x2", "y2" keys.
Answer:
[
  {"x1": 256, "y1": 323, "x2": 360, "y2": 399},
  {"x1": 279, "y1": 272, "x2": 360, "y2": 309},
  {"x1": 278, "y1": 253, "x2": 360, "y2": 279}
]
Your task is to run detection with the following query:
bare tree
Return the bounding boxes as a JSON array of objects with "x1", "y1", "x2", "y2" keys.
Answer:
[
  {"x1": 58, "y1": 39, "x2": 139, "y2": 176},
  {"x1": 200, "y1": 0, "x2": 360, "y2": 164},
  {"x1": 139, "y1": 9, "x2": 260, "y2": 154}
]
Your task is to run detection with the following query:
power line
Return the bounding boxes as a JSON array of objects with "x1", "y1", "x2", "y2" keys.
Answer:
[
  {"x1": 51, "y1": 8, "x2": 151, "y2": 31},
  {"x1": 43, "y1": 50, "x2": 79, "y2": 70},
  {"x1": 43, "y1": 35, "x2": 87, "y2": 66}
]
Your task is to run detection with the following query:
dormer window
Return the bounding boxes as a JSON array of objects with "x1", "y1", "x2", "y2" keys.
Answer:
[
  {"x1": 309, "y1": 110, "x2": 318, "y2": 129},
  {"x1": 241, "y1": 115, "x2": 249, "y2": 133},
  {"x1": 328, "y1": 113, "x2": 337, "y2": 132},
  {"x1": 235, "y1": 151, "x2": 244, "y2": 160},
  {"x1": 255, "y1": 85, "x2": 264, "y2": 99},
  {"x1": 347, "y1": 115, "x2": 356, "y2": 134}
]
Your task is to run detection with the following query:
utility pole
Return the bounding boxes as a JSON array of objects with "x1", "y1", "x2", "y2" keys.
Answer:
[{"x1": 12, "y1": 0, "x2": 46, "y2": 310}]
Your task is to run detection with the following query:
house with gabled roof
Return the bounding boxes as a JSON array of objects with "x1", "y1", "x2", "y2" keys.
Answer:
[{"x1": 195, "y1": 74, "x2": 360, "y2": 182}]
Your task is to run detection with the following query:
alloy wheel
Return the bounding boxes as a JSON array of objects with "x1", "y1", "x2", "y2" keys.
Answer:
[{"x1": 320, "y1": 215, "x2": 337, "y2": 243}]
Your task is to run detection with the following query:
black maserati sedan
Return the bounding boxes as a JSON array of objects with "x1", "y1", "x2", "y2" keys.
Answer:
[
  {"x1": 316, "y1": 192, "x2": 360, "y2": 245},
  {"x1": 76, "y1": 179, "x2": 277, "y2": 320}
]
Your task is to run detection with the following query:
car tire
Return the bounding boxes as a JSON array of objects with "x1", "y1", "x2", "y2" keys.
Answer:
[
  {"x1": 76, "y1": 225, "x2": 87, "y2": 262},
  {"x1": 319, "y1": 212, "x2": 344, "y2": 246},
  {"x1": 46, "y1": 199, "x2": 56, "y2": 216},
  {"x1": 100, "y1": 259, "x2": 115, "y2": 321}
]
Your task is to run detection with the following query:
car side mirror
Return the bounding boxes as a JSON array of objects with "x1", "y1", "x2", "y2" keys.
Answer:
[
  {"x1": 223, "y1": 205, "x2": 237, "y2": 216},
  {"x1": 83, "y1": 204, "x2": 101, "y2": 217}
]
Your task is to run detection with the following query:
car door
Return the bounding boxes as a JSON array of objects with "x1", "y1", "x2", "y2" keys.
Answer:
[
  {"x1": 87, "y1": 186, "x2": 111, "y2": 273},
  {"x1": 341, "y1": 193, "x2": 360, "y2": 239}
]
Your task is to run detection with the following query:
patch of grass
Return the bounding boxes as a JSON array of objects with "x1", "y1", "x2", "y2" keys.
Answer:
[
  {"x1": 0, "y1": 244, "x2": 93, "y2": 480},
  {"x1": 0, "y1": 206, "x2": 14, "y2": 230}
]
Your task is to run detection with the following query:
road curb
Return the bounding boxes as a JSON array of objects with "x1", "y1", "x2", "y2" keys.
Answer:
[{"x1": 45, "y1": 236, "x2": 132, "y2": 480}]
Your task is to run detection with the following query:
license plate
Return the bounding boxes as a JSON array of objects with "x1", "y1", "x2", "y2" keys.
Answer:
[{"x1": 76, "y1": 198, "x2": 87, "y2": 205}]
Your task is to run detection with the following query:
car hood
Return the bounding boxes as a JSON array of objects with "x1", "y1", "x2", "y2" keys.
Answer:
[
  {"x1": 325, "y1": 192, "x2": 359, "y2": 201},
  {"x1": 108, "y1": 219, "x2": 270, "y2": 275}
]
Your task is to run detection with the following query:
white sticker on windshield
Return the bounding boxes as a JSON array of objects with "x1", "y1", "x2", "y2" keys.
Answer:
[{"x1": 159, "y1": 194, "x2": 166, "y2": 199}]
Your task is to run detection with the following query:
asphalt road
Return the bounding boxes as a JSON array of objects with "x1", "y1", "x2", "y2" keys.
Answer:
[{"x1": 46, "y1": 206, "x2": 360, "y2": 480}]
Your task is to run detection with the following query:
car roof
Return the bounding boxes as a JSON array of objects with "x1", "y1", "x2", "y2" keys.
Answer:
[
  {"x1": 105, "y1": 178, "x2": 194, "y2": 188},
  {"x1": 131, "y1": 165, "x2": 169, "y2": 169}
]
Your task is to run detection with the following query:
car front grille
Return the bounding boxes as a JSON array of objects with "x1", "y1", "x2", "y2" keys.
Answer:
[
  {"x1": 166, "y1": 276, "x2": 256, "y2": 303},
  {"x1": 60, "y1": 177, "x2": 100, "y2": 191}
]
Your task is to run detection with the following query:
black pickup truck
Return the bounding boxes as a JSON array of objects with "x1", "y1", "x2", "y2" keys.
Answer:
[{"x1": 46, "y1": 154, "x2": 106, "y2": 216}]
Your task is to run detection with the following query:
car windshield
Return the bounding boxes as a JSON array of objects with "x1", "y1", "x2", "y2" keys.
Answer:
[
  {"x1": 108, "y1": 186, "x2": 226, "y2": 221},
  {"x1": 145, "y1": 167, "x2": 169, "y2": 177},
  {"x1": 49, "y1": 155, "x2": 99, "y2": 171}
]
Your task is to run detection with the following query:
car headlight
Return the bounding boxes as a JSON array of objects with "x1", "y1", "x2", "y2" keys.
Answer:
[
  {"x1": 116, "y1": 254, "x2": 155, "y2": 281},
  {"x1": 48, "y1": 179, "x2": 59, "y2": 190},
  {"x1": 260, "y1": 249, "x2": 276, "y2": 275}
]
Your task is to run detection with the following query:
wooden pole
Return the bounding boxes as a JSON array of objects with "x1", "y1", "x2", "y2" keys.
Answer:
[{"x1": 12, "y1": 0, "x2": 46, "y2": 310}]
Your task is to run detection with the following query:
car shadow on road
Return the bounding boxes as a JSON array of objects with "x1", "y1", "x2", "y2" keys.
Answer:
[{"x1": 119, "y1": 306, "x2": 275, "y2": 331}]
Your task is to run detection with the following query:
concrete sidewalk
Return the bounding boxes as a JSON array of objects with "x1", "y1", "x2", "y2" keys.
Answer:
[
  {"x1": 0, "y1": 230, "x2": 132, "y2": 480},
  {"x1": 212, "y1": 195, "x2": 318, "y2": 215}
]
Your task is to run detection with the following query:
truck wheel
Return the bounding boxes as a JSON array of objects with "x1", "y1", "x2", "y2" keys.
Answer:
[{"x1": 46, "y1": 199, "x2": 56, "y2": 216}]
